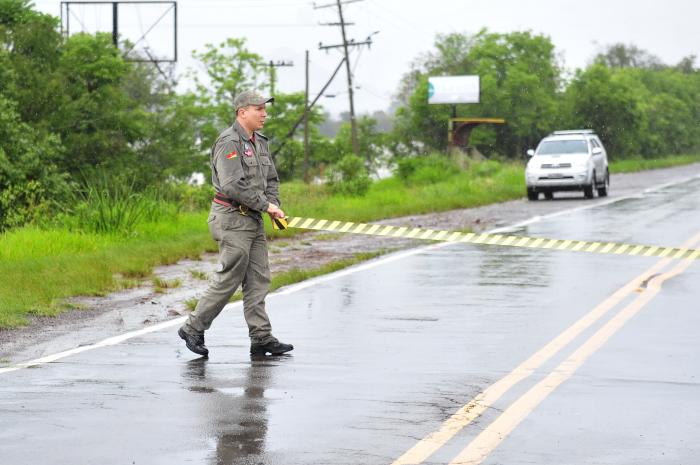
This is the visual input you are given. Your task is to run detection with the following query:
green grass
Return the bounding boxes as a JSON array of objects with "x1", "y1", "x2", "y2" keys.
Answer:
[
  {"x1": 184, "y1": 298, "x2": 198, "y2": 312},
  {"x1": 0, "y1": 212, "x2": 211, "y2": 327},
  {"x1": 189, "y1": 269, "x2": 208, "y2": 280},
  {"x1": 153, "y1": 278, "x2": 182, "y2": 293},
  {"x1": 610, "y1": 153, "x2": 700, "y2": 173}
]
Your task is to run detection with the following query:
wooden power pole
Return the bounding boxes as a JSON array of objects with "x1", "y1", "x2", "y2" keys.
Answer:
[
  {"x1": 303, "y1": 50, "x2": 311, "y2": 183},
  {"x1": 316, "y1": 0, "x2": 374, "y2": 160}
]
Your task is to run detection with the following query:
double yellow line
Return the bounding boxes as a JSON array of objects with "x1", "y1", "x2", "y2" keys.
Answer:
[
  {"x1": 286, "y1": 217, "x2": 699, "y2": 261},
  {"x1": 389, "y1": 230, "x2": 700, "y2": 465}
]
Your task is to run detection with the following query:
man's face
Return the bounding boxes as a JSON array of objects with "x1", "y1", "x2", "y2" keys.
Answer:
[{"x1": 239, "y1": 104, "x2": 267, "y2": 131}]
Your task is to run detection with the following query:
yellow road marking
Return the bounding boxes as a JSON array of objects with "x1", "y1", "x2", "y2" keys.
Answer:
[
  {"x1": 390, "y1": 254, "x2": 677, "y2": 465},
  {"x1": 449, "y1": 232, "x2": 700, "y2": 465}
]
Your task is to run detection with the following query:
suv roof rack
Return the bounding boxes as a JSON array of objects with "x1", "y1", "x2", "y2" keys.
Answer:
[{"x1": 551, "y1": 129, "x2": 595, "y2": 135}]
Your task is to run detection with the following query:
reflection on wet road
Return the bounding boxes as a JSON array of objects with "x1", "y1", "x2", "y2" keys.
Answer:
[{"x1": 1, "y1": 179, "x2": 699, "y2": 465}]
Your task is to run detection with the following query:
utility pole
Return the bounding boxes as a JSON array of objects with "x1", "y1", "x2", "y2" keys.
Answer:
[
  {"x1": 303, "y1": 50, "x2": 311, "y2": 183},
  {"x1": 316, "y1": 0, "x2": 374, "y2": 160},
  {"x1": 268, "y1": 60, "x2": 294, "y2": 95},
  {"x1": 112, "y1": 2, "x2": 118, "y2": 47},
  {"x1": 336, "y1": 0, "x2": 358, "y2": 157},
  {"x1": 272, "y1": 57, "x2": 346, "y2": 159}
]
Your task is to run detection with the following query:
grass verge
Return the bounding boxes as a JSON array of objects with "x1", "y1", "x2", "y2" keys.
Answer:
[
  {"x1": 0, "y1": 212, "x2": 212, "y2": 327},
  {"x1": 610, "y1": 153, "x2": 700, "y2": 173}
]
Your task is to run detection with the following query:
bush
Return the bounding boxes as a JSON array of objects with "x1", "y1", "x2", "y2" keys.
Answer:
[
  {"x1": 0, "y1": 96, "x2": 72, "y2": 232},
  {"x1": 396, "y1": 154, "x2": 460, "y2": 185},
  {"x1": 325, "y1": 154, "x2": 371, "y2": 196},
  {"x1": 58, "y1": 170, "x2": 173, "y2": 234},
  {"x1": 159, "y1": 182, "x2": 215, "y2": 212},
  {"x1": 0, "y1": 181, "x2": 50, "y2": 230}
]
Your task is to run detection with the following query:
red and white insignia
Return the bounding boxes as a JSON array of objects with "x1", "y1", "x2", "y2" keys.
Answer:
[{"x1": 226, "y1": 151, "x2": 237, "y2": 159}]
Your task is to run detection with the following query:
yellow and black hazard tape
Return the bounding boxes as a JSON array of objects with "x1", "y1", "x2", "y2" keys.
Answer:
[{"x1": 284, "y1": 217, "x2": 700, "y2": 261}]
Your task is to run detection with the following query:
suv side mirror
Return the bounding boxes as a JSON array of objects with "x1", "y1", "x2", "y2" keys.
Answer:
[
  {"x1": 592, "y1": 147, "x2": 602, "y2": 155},
  {"x1": 526, "y1": 149, "x2": 535, "y2": 157}
]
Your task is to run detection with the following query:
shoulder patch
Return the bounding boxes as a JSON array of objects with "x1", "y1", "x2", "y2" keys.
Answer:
[{"x1": 215, "y1": 139, "x2": 238, "y2": 160}]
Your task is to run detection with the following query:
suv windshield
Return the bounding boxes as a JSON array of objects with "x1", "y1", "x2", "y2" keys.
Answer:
[{"x1": 537, "y1": 140, "x2": 588, "y2": 155}]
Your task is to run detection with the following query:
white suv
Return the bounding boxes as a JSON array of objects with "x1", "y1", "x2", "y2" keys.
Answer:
[{"x1": 525, "y1": 130, "x2": 610, "y2": 200}]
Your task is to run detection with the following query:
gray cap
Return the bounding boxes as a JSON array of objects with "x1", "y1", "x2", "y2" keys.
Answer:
[{"x1": 234, "y1": 90, "x2": 274, "y2": 112}]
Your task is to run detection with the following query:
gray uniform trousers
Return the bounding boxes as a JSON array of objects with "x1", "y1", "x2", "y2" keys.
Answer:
[{"x1": 182, "y1": 203, "x2": 276, "y2": 345}]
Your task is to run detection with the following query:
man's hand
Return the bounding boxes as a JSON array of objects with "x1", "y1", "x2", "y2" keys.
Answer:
[{"x1": 267, "y1": 202, "x2": 285, "y2": 219}]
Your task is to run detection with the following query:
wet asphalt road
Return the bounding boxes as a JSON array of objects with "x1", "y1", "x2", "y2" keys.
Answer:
[{"x1": 2, "y1": 178, "x2": 700, "y2": 465}]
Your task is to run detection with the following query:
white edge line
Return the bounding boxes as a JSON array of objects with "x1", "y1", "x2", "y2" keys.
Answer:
[{"x1": 3, "y1": 172, "x2": 699, "y2": 374}]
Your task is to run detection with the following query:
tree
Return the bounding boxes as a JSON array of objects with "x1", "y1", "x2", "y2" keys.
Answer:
[
  {"x1": 0, "y1": 0, "x2": 63, "y2": 125},
  {"x1": 124, "y1": 64, "x2": 209, "y2": 182},
  {"x1": 392, "y1": 30, "x2": 561, "y2": 157},
  {"x1": 562, "y1": 64, "x2": 643, "y2": 157},
  {"x1": 335, "y1": 116, "x2": 386, "y2": 172},
  {"x1": 49, "y1": 32, "x2": 147, "y2": 176},
  {"x1": 594, "y1": 43, "x2": 664, "y2": 70},
  {"x1": 188, "y1": 38, "x2": 267, "y2": 145},
  {"x1": 188, "y1": 39, "x2": 332, "y2": 181},
  {"x1": 0, "y1": 95, "x2": 70, "y2": 230}
]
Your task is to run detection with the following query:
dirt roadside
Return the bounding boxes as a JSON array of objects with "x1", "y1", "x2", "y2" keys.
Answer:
[{"x1": 2, "y1": 163, "x2": 700, "y2": 363}]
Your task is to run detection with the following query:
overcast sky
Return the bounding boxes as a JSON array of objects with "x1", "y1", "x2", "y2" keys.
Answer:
[{"x1": 35, "y1": 0, "x2": 700, "y2": 117}]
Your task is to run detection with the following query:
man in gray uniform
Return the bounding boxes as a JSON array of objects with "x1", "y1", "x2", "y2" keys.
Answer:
[{"x1": 178, "y1": 90, "x2": 293, "y2": 357}]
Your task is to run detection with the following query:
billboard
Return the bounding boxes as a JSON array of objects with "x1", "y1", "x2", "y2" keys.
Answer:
[{"x1": 428, "y1": 76, "x2": 480, "y2": 104}]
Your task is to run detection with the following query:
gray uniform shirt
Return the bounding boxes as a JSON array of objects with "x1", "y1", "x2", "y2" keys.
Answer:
[{"x1": 210, "y1": 121, "x2": 281, "y2": 212}]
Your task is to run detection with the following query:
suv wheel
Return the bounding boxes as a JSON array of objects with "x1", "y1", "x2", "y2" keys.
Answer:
[
  {"x1": 583, "y1": 171, "x2": 595, "y2": 199},
  {"x1": 597, "y1": 170, "x2": 609, "y2": 197},
  {"x1": 527, "y1": 188, "x2": 538, "y2": 201},
  {"x1": 544, "y1": 191, "x2": 554, "y2": 200}
]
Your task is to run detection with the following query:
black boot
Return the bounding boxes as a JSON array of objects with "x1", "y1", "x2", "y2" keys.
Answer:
[
  {"x1": 178, "y1": 327, "x2": 209, "y2": 356},
  {"x1": 250, "y1": 340, "x2": 294, "y2": 356}
]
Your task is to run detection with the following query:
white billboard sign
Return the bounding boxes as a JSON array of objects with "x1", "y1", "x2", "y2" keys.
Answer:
[{"x1": 428, "y1": 76, "x2": 480, "y2": 104}]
